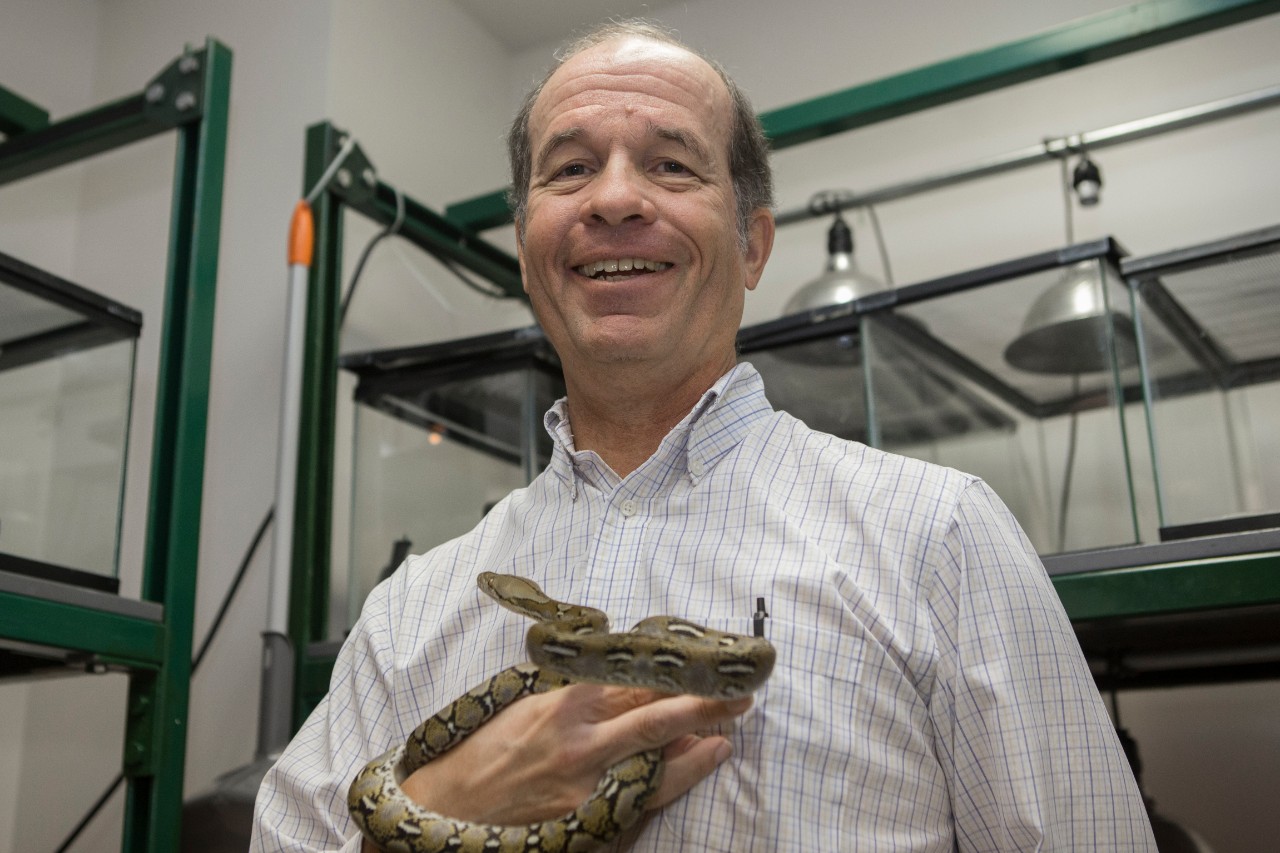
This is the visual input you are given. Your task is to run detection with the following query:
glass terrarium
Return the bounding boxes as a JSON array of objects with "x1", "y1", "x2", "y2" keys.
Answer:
[
  {"x1": 339, "y1": 326, "x2": 565, "y2": 630},
  {"x1": 1123, "y1": 224, "x2": 1280, "y2": 540},
  {"x1": 0, "y1": 250, "x2": 140, "y2": 592},
  {"x1": 742, "y1": 238, "x2": 1153, "y2": 556}
]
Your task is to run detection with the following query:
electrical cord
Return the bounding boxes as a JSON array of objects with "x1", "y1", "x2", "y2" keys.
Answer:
[
  {"x1": 864, "y1": 203, "x2": 896, "y2": 287},
  {"x1": 439, "y1": 254, "x2": 509, "y2": 299},
  {"x1": 339, "y1": 186, "x2": 406, "y2": 326},
  {"x1": 304, "y1": 135, "x2": 357, "y2": 206},
  {"x1": 1056, "y1": 155, "x2": 1081, "y2": 553}
]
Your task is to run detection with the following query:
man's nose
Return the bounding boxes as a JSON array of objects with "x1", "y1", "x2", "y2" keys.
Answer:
[{"x1": 580, "y1": 160, "x2": 656, "y2": 227}]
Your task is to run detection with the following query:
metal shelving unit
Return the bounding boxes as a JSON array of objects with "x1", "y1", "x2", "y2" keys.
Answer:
[
  {"x1": 0, "y1": 39, "x2": 231, "y2": 850},
  {"x1": 287, "y1": 0, "x2": 1280, "y2": 721}
]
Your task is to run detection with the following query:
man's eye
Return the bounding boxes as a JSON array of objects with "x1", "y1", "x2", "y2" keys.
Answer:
[
  {"x1": 657, "y1": 161, "x2": 689, "y2": 174},
  {"x1": 557, "y1": 163, "x2": 588, "y2": 179}
]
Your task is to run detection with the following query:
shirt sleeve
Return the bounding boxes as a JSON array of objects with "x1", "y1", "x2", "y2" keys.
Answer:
[
  {"x1": 927, "y1": 479, "x2": 1156, "y2": 852},
  {"x1": 250, "y1": 574, "x2": 402, "y2": 853}
]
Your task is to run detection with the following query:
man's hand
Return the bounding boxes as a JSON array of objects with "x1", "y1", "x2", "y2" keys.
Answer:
[{"x1": 399, "y1": 682, "x2": 753, "y2": 824}]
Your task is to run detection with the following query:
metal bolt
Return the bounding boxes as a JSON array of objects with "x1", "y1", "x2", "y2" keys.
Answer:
[
  {"x1": 362, "y1": 168, "x2": 376, "y2": 187},
  {"x1": 145, "y1": 83, "x2": 166, "y2": 103},
  {"x1": 175, "y1": 91, "x2": 197, "y2": 111},
  {"x1": 179, "y1": 55, "x2": 200, "y2": 74},
  {"x1": 336, "y1": 168, "x2": 352, "y2": 188}
]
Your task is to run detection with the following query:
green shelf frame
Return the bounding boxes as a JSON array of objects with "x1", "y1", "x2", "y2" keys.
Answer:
[
  {"x1": 288, "y1": 0, "x2": 1280, "y2": 731},
  {"x1": 0, "y1": 82, "x2": 49, "y2": 137},
  {"x1": 286, "y1": 123, "x2": 522, "y2": 731},
  {"x1": 1055, "y1": 550, "x2": 1280, "y2": 621},
  {"x1": 0, "y1": 39, "x2": 231, "y2": 851}
]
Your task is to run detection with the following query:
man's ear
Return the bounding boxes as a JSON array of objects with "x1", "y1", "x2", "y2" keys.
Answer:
[{"x1": 743, "y1": 208, "x2": 775, "y2": 292}]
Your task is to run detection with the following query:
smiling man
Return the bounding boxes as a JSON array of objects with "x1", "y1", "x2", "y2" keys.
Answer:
[
  {"x1": 514, "y1": 32, "x2": 774, "y2": 479},
  {"x1": 253, "y1": 22, "x2": 1156, "y2": 853}
]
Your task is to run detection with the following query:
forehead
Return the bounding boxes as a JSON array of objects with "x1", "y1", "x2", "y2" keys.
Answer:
[{"x1": 529, "y1": 36, "x2": 733, "y2": 154}]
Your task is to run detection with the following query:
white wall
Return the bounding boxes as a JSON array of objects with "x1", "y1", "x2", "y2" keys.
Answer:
[{"x1": 1, "y1": 0, "x2": 1277, "y2": 850}]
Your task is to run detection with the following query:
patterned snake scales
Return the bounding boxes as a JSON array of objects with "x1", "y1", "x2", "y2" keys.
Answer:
[{"x1": 348, "y1": 571, "x2": 777, "y2": 852}]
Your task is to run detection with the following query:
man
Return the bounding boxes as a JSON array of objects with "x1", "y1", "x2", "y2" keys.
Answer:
[{"x1": 253, "y1": 22, "x2": 1156, "y2": 852}]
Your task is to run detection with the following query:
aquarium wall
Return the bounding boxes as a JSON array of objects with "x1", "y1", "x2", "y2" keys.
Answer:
[
  {"x1": 337, "y1": 327, "x2": 563, "y2": 637},
  {"x1": 1125, "y1": 225, "x2": 1280, "y2": 540},
  {"x1": 0, "y1": 251, "x2": 140, "y2": 592}
]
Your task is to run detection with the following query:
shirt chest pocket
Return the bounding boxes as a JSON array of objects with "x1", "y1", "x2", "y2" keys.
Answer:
[{"x1": 725, "y1": 619, "x2": 945, "y2": 834}]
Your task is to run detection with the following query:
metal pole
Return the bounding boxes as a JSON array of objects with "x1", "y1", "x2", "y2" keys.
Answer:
[
  {"x1": 776, "y1": 84, "x2": 1280, "y2": 226},
  {"x1": 257, "y1": 200, "x2": 314, "y2": 760}
]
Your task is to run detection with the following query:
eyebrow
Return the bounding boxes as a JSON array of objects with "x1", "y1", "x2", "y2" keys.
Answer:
[
  {"x1": 532, "y1": 122, "x2": 717, "y2": 176},
  {"x1": 651, "y1": 124, "x2": 714, "y2": 167},
  {"x1": 533, "y1": 127, "x2": 585, "y2": 177}
]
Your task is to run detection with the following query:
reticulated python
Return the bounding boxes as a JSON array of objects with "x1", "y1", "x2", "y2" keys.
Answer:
[{"x1": 348, "y1": 571, "x2": 776, "y2": 853}]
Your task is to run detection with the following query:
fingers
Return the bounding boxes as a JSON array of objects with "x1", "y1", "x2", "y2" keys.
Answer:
[
  {"x1": 598, "y1": 692, "x2": 752, "y2": 752},
  {"x1": 646, "y1": 735, "x2": 735, "y2": 810}
]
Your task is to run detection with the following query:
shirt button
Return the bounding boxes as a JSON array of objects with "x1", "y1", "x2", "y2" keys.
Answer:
[
  {"x1": 620, "y1": 499, "x2": 638, "y2": 517},
  {"x1": 689, "y1": 459, "x2": 705, "y2": 477}
]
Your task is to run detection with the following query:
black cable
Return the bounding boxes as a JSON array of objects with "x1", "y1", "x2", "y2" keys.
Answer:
[
  {"x1": 440, "y1": 255, "x2": 509, "y2": 299},
  {"x1": 53, "y1": 774, "x2": 124, "y2": 853},
  {"x1": 339, "y1": 215, "x2": 508, "y2": 326},
  {"x1": 1058, "y1": 376, "x2": 1082, "y2": 552},
  {"x1": 55, "y1": 507, "x2": 274, "y2": 852},
  {"x1": 192, "y1": 507, "x2": 274, "y2": 672},
  {"x1": 864, "y1": 203, "x2": 895, "y2": 287},
  {"x1": 339, "y1": 186, "x2": 405, "y2": 327}
]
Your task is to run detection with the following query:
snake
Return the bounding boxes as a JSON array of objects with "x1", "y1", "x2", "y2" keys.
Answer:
[{"x1": 347, "y1": 571, "x2": 776, "y2": 852}]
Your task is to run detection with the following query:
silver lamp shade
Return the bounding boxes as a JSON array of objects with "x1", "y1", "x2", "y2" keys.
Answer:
[
  {"x1": 1004, "y1": 260, "x2": 1137, "y2": 374},
  {"x1": 783, "y1": 213, "x2": 885, "y2": 315}
]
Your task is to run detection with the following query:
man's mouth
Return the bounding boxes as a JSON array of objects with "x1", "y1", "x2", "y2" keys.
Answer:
[{"x1": 575, "y1": 258, "x2": 672, "y2": 280}]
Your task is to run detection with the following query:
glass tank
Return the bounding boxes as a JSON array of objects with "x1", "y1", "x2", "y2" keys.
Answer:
[
  {"x1": 339, "y1": 326, "x2": 564, "y2": 632},
  {"x1": 0, "y1": 250, "x2": 140, "y2": 592},
  {"x1": 743, "y1": 238, "x2": 1153, "y2": 555},
  {"x1": 1124, "y1": 224, "x2": 1280, "y2": 540}
]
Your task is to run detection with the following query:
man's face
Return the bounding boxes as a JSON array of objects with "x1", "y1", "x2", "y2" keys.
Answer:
[{"x1": 517, "y1": 36, "x2": 773, "y2": 385}]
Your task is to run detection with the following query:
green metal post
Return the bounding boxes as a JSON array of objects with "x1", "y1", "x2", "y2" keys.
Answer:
[{"x1": 122, "y1": 38, "x2": 232, "y2": 852}]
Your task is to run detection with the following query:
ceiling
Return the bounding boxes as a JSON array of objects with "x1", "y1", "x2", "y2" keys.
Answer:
[{"x1": 458, "y1": 0, "x2": 681, "y2": 50}]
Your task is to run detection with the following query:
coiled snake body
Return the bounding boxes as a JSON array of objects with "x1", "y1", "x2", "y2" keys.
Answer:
[{"x1": 348, "y1": 572, "x2": 776, "y2": 852}]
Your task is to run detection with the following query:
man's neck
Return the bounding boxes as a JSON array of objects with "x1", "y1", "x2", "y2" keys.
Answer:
[{"x1": 562, "y1": 357, "x2": 734, "y2": 478}]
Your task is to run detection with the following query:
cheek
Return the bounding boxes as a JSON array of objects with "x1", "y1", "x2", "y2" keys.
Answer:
[{"x1": 523, "y1": 198, "x2": 576, "y2": 249}]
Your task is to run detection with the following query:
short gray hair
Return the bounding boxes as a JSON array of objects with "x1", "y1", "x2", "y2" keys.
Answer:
[{"x1": 506, "y1": 21, "x2": 774, "y2": 245}]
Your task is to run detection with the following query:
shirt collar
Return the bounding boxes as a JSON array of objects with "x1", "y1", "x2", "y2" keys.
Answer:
[{"x1": 543, "y1": 362, "x2": 772, "y2": 494}]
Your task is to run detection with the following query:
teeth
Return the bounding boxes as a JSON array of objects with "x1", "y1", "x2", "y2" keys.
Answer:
[{"x1": 575, "y1": 259, "x2": 671, "y2": 277}]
